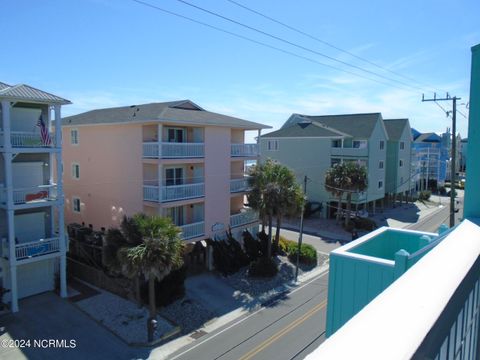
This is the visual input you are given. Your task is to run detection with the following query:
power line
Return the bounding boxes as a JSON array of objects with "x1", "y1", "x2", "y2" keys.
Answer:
[
  {"x1": 224, "y1": 0, "x2": 445, "y2": 94},
  {"x1": 173, "y1": 0, "x2": 426, "y2": 92},
  {"x1": 131, "y1": 0, "x2": 415, "y2": 91}
]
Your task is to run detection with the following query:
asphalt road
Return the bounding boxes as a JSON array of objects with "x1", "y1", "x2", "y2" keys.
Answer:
[{"x1": 165, "y1": 271, "x2": 329, "y2": 360}]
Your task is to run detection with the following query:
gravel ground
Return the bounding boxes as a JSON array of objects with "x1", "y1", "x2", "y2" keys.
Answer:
[
  {"x1": 160, "y1": 297, "x2": 217, "y2": 335},
  {"x1": 224, "y1": 255, "x2": 328, "y2": 303},
  {"x1": 76, "y1": 290, "x2": 175, "y2": 344}
]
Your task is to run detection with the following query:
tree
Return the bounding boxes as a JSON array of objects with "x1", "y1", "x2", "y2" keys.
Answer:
[
  {"x1": 248, "y1": 159, "x2": 303, "y2": 257},
  {"x1": 325, "y1": 162, "x2": 367, "y2": 227},
  {"x1": 117, "y1": 214, "x2": 184, "y2": 342},
  {"x1": 325, "y1": 163, "x2": 349, "y2": 223}
]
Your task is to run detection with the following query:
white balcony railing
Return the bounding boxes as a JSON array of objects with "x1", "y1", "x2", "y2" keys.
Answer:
[
  {"x1": 10, "y1": 185, "x2": 58, "y2": 205},
  {"x1": 230, "y1": 177, "x2": 252, "y2": 193},
  {"x1": 7, "y1": 237, "x2": 60, "y2": 260},
  {"x1": 143, "y1": 183, "x2": 205, "y2": 202},
  {"x1": 180, "y1": 221, "x2": 205, "y2": 240},
  {"x1": 309, "y1": 219, "x2": 480, "y2": 360},
  {"x1": 143, "y1": 142, "x2": 204, "y2": 159},
  {"x1": 0, "y1": 131, "x2": 55, "y2": 148},
  {"x1": 231, "y1": 143, "x2": 259, "y2": 157},
  {"x1": 162, "y1": 183, "x2": 204, "y2": 202},
  {"x1": 230, "y1": 210, "x2": 258, "y2": 228}
]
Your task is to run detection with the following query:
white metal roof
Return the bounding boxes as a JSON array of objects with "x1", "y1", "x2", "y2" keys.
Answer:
[{"x1": 0, "y1": 83, "x2": 71, "y2": 105}]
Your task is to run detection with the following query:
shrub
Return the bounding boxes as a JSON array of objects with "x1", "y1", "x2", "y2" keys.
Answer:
[
  {"x1": 256, "y1": 231, "x2": 270, "y2": 257},
  {"x1": 343, "y1": 221, "x2": 355, "y2": 232},
  {"x1": 352, "y1": 217, "x2": 377, "y2": 231},
  {"x1": 208, "y1": 234, "x2": 250, "y2": 276},
  {"x1": 438, "y1": 186, "x2": 447, "y2": 195},
  {"x1": 248, "y1": 257, "x2": 278, "y2": 278},
  {"x1": 242, "y1": 230, "x2": 262, "y2": 261},
  {"x1": 419, "y1": 190, "x2": 431, "y2": 201},
  {"x1": 140, "y1": 266, "x2": 186, "y2": 307},
  {"x1": 279, "y1": 237, "x2": 317, "y2": 265}
]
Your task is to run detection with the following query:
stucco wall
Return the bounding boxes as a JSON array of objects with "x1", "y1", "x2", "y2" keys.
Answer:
[{"x1": 62, "y1": 124, "x2": 143, "y2": 229}]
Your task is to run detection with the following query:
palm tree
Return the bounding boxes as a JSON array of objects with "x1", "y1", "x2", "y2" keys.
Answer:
[
  {"x1": 343, "y1": 162, "x2": 368, "y2": 227},
  {"x1": 325, "y1": 163, "x2": 349, "y2": 223},
  {"x1": 117, "y1": 214, "x2": 184, "y2": 342},
  {"x1": 248, "y1": 159, "x2": 303, "y2": 257}
]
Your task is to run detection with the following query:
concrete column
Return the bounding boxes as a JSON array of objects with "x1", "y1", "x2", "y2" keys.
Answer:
[
  {"x1": 257, "y1": 129, "x2": 262, "y2": 158},
  {"x1": 158, "y1": 163, "x2": 163, "y2": 203},
  {"x1": 372, "y1": 200, "x2": 376, "y2": 215},
  {"x1": 54, "y1": 105, "x2": 67, "y2": 298},
  {"x1": 157, "y1": 124, "x2": 162, "y2": 158}
]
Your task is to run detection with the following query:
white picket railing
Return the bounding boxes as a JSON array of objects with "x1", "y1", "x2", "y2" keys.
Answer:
[
  {"x1": 0, "y1": 131, "x2": 55, "y2": 148},
  {"x1": 230, "y1": 177, "x2": 252, "y2": 193},
  {"x1": 162, "y1": 183, "x2": 204, "y2": 202},
  {"x1": 180, "y1": 221, "x2": 205, "y2": 240},
  {"x1": 143, "y1": 185, "x2": 159, "y2": 202},
  {"x1": 11, "y1": 185, "x2": 58, "y2": 205},
  {"x1": 231, "y1": 143, "x2": 259, "y2": 157},
  {"x1": 15, "y1": 237, "x2": 60, "y2": 260},
  {"x1": 143, "y1": 142, "x2": 205, "y2": 158},
  {"x1": 230, "y1": 210, "x2": 258, "y2": 228}
]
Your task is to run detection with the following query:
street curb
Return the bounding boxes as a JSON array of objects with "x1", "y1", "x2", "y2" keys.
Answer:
[{"x1": 404, "y1": 204, "x2": 446, "y2": 230}]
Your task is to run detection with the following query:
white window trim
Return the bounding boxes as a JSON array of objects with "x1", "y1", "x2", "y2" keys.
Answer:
[
  {"x1": 378, "y1": 180, "x2": 384, "y2": 189},
  {"x1": 380, "y1": 140, "x2": 385, "y2": 150},
  {"x1": 267, "y1": 139, "x2": 279, "y2": 151},
  {"x1": 70, "y1": 128, "x2": 79, "y2": 145},
  {"x1": 72, "y1": 162, "x2": 80, "y2": 180},
  {"x1": 399, "y1": 141, "x2": 405, "y2": 150},
  {"x1": 379, "y1": 160, "x2": 384, "y2": 169},
  {"x1": 72, "y1": 197, "x2": 81, "y2": 213},
  {"x1": 399, "y1": 159, "x2": 404, "y2": 168}
]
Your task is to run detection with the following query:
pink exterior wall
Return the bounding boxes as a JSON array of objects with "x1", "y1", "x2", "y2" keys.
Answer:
[
  {"x1": 62, "y1": 124, "x2": 144, "y2": 229},
  {"x1": 204, "y1": 126, "x2": 231, "y2": 238}
]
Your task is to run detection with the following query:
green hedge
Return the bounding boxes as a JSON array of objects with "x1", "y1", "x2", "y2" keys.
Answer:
[
  {"x1": 248, "y1": 257, "x2": 278, "y2": 277},
  {"x1": 279, "y1": 237, "x2": 317, "y2": 265}
]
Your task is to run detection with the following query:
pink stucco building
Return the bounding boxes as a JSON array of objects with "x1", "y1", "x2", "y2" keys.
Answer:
[{"x1": 61, "y1": 100, "x2": 269, "y2": 249}]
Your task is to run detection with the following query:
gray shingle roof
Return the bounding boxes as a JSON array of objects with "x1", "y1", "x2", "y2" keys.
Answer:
[
  {"x1": 0, "y1": 83, "x2": 71, "y2": 105},
  {"x1": 282, "y1": 113, "x2": 382, "y2": 139},
  {"x1": 384, "y1": 118, "x2": 409, "y2": 141},
  {"x1": 262, "y1": 121, "x2": 343, "y2": 138},
  {"x1": 63, "y1": 100, "x2": 270, "y2": 129}
]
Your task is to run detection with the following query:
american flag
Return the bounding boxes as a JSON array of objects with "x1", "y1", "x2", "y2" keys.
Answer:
[{"x1": 37, "y1": 115, "x2": 52, "y2": 145}]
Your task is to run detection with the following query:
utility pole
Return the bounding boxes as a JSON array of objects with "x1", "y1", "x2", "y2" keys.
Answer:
[
  {"x1": 295, "y1": 175, "x2": 308, "y2": 283},
  {"x1": 422, "y1": 93, "x2": 460, "y2": 227}
]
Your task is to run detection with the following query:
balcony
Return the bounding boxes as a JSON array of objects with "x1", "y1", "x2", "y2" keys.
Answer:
[
  {"x1": 230, "y1": 209, "x2": 258, "y2": 228},
  {"x1": 2, "y1": 237, "x2": 60, "y2": 262},
  {"x1": 230, "y1": 177, "x2": 252, "y2": 193},
  {"x1": 143, "y1": 142, "x2": 204, "y2": 159},
  {"x1": 231, "y1": 143, "x2": 259, "y2": 157},
  {"x1": 0, "y1": 184, "x2": 58, "y2": 208},
  {"x1": 309, "y1": 219, "x2": 480, "y2": 360},
  {"x1": 143, "y1": 182, "x2": 205, "y2": 203},
  {"x1": 0, "y1": 131, "x2": 55, "y2": 148},
  {"x1": 330, "y1": 146, "x2": 368, "y2": 157},
  {"x1": 180, "y1": 221, "x2": 205, "y2": 240}
]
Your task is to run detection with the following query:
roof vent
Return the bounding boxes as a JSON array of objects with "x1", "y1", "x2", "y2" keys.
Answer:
[{"x1": 298, "y1": 120, "x2": 312, "y2": 129}]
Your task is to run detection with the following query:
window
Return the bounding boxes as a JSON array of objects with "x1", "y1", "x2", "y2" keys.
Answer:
[
  {"x1": 400, "y1": 141, "x2": 405, "y2": 150},
  {"x1": 70, "y1": 129, "x2": 79, "y2": 145},
  {"x1": 267, "y1": 140, "x2": 279, "y2": 151},
  {"x1": 379, "y1": 160, "x2": 384, "y2": 169},
  {"x1": 331, "y1": 139, "x2": 342, "y2": 148},
  {"x1": 378, "y1": 180, "x2": 384, "y2": 189},
  {"x1": 399, "y1": 159, "x2": 404, "y2": 167},
  {"x1": 165, "y1": 167, "x2": 184, "y2": 186},
  {"x1": 73, "y1": 197, "x2": 81, "y2": 213},
  {"x1": 331, "y1": 158, "x2": 341, "y2": 167},
  {"x1": 72, "y1": 163, "x2": 80, "y2": 179},
  {"x1": 380, "y1": 140, "x2": 385, "y2": 150},
  {"x1": 167, "y1": 128, "x2": 185, "y2": 143},
  {"x1": 353, "y1": 140, "x2": 367, "y2": 149}
]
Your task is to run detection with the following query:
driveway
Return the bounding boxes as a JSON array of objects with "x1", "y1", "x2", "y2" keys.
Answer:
[{"x1": 0, "y1": 292, "x2": 149, "y2": 360}]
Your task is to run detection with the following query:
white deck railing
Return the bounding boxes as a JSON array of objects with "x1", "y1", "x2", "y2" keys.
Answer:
[
  {"x1": 180, "y1": 221, "x2": 205, "y2": 240},
  {"x1": 143, "y1": 183, "x2": 205, "y2": 202},
  {"x1": 143, "y1": 142, "x2": 205, "y2": 158},
  {"x1": 230, "y1": 210, "x2": 258, "y2": 228},
  {"x1": 0, "y1": 131, "x2": 55, "y2": 148},
  {"x1": 162, "y1": 183, "x2": 204, "y2": 202},
  {"x1": 308, "y1": 219, "x2": 480, "y2": 360},
  {"x1": 231, "y1": 143, "x2": 259, "y2": 157},
  {"x1": 10, "y1": 185, "x2": 58, "y2": 205},
  {"x1": 230, "y1": 177, "x2": 252, "y2": 193},
  {"x1": 15, "y1": 237, "x2": 60, "y2": 260}
]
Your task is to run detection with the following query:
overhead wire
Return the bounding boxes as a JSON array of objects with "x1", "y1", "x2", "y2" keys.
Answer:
[{"x1": 224, "y1": 0, "x2": 446, "y2": 94}]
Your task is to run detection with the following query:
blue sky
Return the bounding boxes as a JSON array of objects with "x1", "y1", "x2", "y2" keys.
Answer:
[{"x1": 2, "y1": 0, "x2": 479, "y2": 141}]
